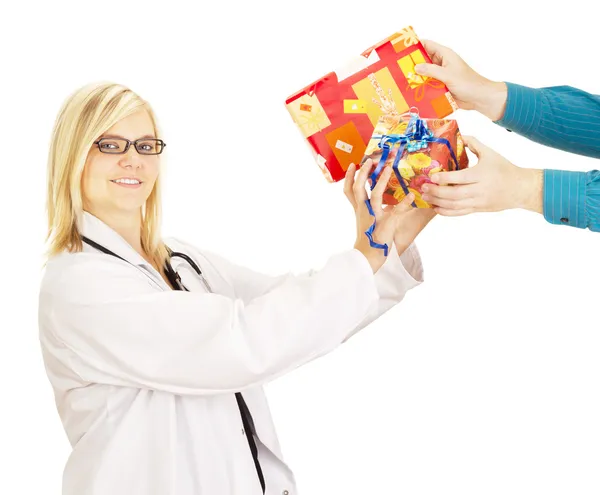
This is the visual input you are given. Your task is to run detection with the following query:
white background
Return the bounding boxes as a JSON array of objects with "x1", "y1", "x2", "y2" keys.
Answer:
[{"x1": 1, "y1": 1, "x2": 599, "y2": 494}]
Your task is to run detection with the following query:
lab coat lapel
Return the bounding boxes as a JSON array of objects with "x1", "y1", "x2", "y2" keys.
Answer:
[{"x1": 79, "y1": 211, "x2": 149, "y2": 267}]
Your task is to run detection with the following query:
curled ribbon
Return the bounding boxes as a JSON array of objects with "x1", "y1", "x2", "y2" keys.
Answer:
[
  {"x1": 363, "y1": 111, "x2": 460, "y2": 255},
  {"x1": 364, "y1": 199, "x2": 389, "y2": 257}
]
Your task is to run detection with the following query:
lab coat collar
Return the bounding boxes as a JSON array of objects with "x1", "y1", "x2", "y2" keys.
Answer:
[{"x1": 79, "y1": 211, "x2": 149, "y2": 267}]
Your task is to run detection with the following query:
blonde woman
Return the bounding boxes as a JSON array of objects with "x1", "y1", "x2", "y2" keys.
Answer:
[{"x1": 39, "y1": 82, "x2": 432, "y2": 495}]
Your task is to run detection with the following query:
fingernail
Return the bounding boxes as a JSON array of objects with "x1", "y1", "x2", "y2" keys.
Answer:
[
  {"x1": 431, "y1": 174, "x2": 439, "y2": 183},
  {"x1": 422, "y1": 184, "x2": 429, "y2": 192},
  {"x1": 414, "y1": 64, "x2": 426, "y2": 74},
  {"x1": 422, "y1": 194, "x2": 429, "y2": 201}
]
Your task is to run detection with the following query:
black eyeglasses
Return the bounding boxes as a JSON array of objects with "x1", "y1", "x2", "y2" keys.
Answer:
[{"x1": 93, "y1": 137, "x2": 167, "y2": 155}]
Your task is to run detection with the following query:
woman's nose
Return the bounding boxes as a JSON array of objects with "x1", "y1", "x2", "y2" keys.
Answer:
[{"x1": 118, "y1": 147, "x2": 143, "y2": 169}]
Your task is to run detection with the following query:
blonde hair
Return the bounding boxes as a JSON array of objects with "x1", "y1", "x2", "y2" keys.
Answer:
[{"x1": 45, "y1": 81, "x2": 169, "y2": 269}]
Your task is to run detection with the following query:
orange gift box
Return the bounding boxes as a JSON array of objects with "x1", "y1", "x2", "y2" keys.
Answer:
[{"x1": 285, "y1": 27, "x2": 458, "y2": 183}]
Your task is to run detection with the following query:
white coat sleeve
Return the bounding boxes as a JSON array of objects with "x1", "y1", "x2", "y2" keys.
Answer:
[
  {"x1": 178, "y1": 239, "x2": 423, "y2": 342},
  {"x1": 39, "y1": 249, "x2": 380, "y2": 395},
  {"x1": 345, "y1": 242, "x2": 423, "y2": 341}
]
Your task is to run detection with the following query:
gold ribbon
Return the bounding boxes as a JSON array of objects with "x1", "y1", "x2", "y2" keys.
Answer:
[{"x1": 405, "y1": 73, "x2": 446, "y2": 102}]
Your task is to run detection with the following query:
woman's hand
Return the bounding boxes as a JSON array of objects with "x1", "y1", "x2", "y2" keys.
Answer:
[
  {"x1": 344, "y1": 160, "x2": 415, "y2": 273},
  {"x1": 393, "y1": 208, "x2": 436, "y2": 256}
]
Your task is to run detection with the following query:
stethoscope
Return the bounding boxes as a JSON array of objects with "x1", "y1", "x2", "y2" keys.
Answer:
[
  {"x1": 82, "y1": 235, "x2": 212, "y2": 292},
  {"x1": 80, "y1": 235, "x2": 266, "y2": 493}
]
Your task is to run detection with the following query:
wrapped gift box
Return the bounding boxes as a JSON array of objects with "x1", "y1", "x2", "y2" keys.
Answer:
[
  {"x1": 285, "y1": 27, "x2": 458, "y2": 183},
  {"x1": 362, "y1": 112, "x2": 469, "y2": 207}
]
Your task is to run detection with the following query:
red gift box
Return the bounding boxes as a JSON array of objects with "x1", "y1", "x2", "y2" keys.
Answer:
[{"x1": 285, "y1": 27, "x2": 458, "y2": 183}]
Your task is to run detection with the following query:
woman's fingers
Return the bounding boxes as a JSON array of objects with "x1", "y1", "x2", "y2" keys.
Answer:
[
  {"x1": 372, "y1": 192, "x2": 415, "y2": 243},
  {"x1": 353, "y1": 159, "x2": 374, "y2": 204},
  {"x1": 393, "y1": 192, "x2": 415, "y2": 216},
  {"x1": 343, "y1": 163, "x2": 357, "y2": 209},
  {"x1": 370, "y1": 166, "x2": 392, "y2": 216}
]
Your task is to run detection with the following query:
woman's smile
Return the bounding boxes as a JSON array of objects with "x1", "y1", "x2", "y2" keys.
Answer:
[{"x1": 110, "y1": 177, "x2": 143, "y2": 188}]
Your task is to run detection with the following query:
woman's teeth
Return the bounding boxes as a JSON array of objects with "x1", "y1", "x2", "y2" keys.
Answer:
[{"x1": 112, "y1": 179, "x2": 141, "y2": 185}]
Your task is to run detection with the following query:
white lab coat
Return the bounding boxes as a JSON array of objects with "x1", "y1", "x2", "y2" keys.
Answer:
[{"x1": 38, "y1": 211, "x2": 423, "y2": 495}]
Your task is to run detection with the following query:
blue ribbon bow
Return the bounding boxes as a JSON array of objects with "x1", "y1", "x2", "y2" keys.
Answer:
[{"x1": 363, "y1": 112, "x2": 460, "y2": 255}]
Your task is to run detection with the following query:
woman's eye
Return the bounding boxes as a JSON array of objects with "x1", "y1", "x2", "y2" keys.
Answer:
[{"x1": 100, "y1": 142, "x2": 121, "y2": 150}]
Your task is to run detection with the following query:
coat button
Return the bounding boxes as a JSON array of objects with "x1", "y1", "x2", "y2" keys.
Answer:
[
  {"x1": 282, "y1": 491, "x2": 290, "y2": 495},
  {"x1": 560, "y1": 217, "x2": 569, "y2": 223}
]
